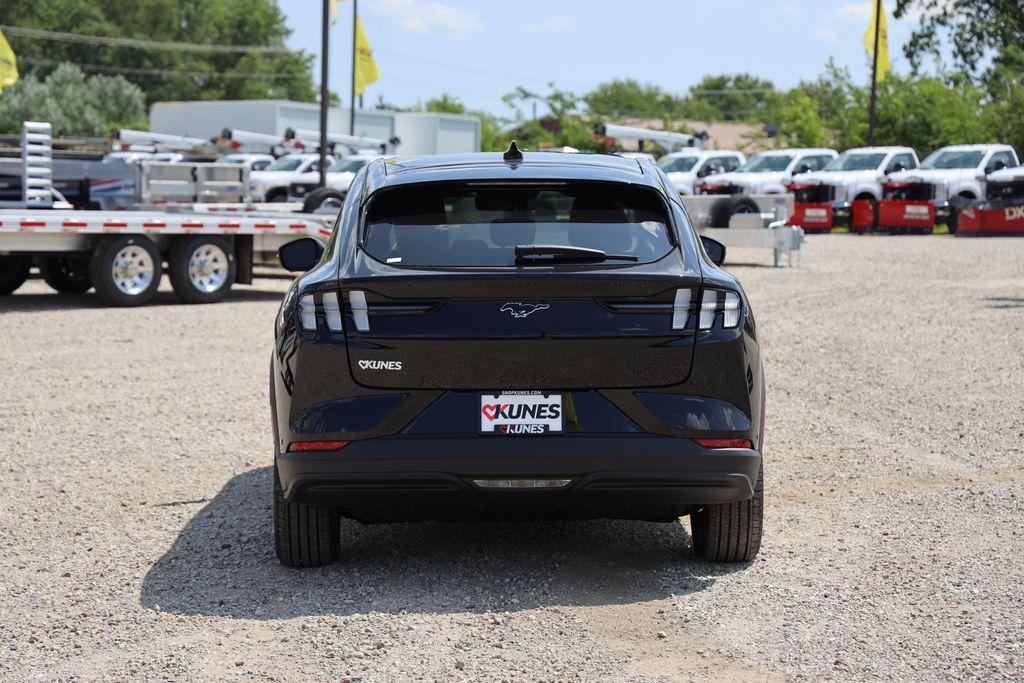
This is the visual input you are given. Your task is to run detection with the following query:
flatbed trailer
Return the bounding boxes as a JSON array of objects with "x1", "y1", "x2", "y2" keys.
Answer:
[{"x1": 0, "y1": 208, "x2": 332, "y2": 306}]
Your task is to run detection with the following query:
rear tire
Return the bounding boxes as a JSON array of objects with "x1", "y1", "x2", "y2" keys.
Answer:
[
  {"x1": 710, "y1": 195, "x2": 760, "y2": 228},
  {"x1": 266, "y1": 188, "x2": 288, "y2": 203},
  {"x1": 691, "y1": 465, "x2": 763, "y2": 562},
  {"x1": 274, "y1": 465, "x2": 340, "y2": 567},
  {"x1": 40, "y1": 256, "x2": 92, "y2": 294},
  {"x1": 168, "y1": 236, "x2": 236, "y2": 304},
  {"x1": 302, "y1": 187, "x2": 346, "y2": 213},
  {"x1": 0, "y1": 254, "x2": 32, "y2": 295}
]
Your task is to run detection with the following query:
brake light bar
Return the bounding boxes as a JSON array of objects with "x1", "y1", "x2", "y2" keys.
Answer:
[
  {"x1": 288, "y1": 440, "x2": 350, "y2": 452},
  {"x1": 694, "y1": 438, "x2": 752, "y2": 449}
]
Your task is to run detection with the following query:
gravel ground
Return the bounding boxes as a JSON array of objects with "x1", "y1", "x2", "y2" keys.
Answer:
[{"x1": 1, "y1": 235, "x2": 1023, "y2": 682}]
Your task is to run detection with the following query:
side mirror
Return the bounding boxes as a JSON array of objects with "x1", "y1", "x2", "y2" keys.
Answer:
[
  {"x1": 278, "y1": 237, "x2": 325, "y2": 272},
  {"x1": 700, "y1": 235, "x2": 727, "y2": 266}
]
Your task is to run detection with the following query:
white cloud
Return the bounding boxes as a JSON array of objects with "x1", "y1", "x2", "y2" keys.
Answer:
[
  {"x1": 368, "y1": 0, "x2": 483, "y2": 36},
  {"x1": 836, "y1": 2, "x2": 871, "y2": 24},
  {"x1": 522, "y1": 15, "x2": 573, "y2": 34},
  {"x1": 814, "y1": 26, "x2": 839, "y2": 44}
]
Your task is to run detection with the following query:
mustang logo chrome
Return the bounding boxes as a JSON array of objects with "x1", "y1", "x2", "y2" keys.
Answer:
[{"x1": 501, "y1": 302, "x2": 550, "y2": 318}]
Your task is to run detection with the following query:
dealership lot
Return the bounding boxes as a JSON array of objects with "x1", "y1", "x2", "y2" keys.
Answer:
[{"x1": 1, "y1": 236, "x2": 1022, "y2": 681}]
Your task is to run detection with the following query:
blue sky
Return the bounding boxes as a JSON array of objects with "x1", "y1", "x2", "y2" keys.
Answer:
[{"x1": 277, "y1": 0, "x2": 928, "y2": 118}]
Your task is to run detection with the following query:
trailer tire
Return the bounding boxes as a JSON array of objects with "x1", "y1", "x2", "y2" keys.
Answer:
[
  {"x1": 169, "y1": 236, "x2": 236, "y2": 304},
  {"x1": 40, "y1": 256, "x2": 92, "y2": 294},
  {"x1": 302, "y1": 188, "x2": 346, "y2": 213},
  {"x1": 89, "y1": 235, "x2": 163, "y2": 307},
  {"x1": 0, "y1": 255, "x2": 32, "y2": 295},
  {"x1": 710, "y1": 196, "x2": 759, "y2": 228}
]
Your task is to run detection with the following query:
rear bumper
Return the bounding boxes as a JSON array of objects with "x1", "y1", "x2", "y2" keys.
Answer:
[{"x1": 276, "y1": 435, "x2": 762, "y2": 522}]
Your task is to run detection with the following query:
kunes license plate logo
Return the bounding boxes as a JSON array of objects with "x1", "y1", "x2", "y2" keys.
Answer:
[{"x1": 480, "y1": 392, "x2": 562, "y2": 434}]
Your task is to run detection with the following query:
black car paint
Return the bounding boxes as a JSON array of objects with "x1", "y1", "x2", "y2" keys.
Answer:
[{"x1": 271, "y1": 152, "x2": 764, "y2": 522}]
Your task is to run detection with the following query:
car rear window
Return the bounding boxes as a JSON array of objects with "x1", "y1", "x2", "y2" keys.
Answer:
[{"x1": 363, "y1": 183, "x2": 674, "y2": 267}]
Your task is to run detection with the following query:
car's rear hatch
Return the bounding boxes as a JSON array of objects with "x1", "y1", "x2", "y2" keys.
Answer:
[
  {"x1": 340, "y1": 267, "x2": 699, "y2": 390},
  {"x1": 340, "y1": 179, "x2": 701, "y2": 390}
]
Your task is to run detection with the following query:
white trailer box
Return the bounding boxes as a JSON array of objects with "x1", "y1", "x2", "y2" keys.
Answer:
[
  {"x1": 150, "y1": 100, "x2": 480, "y2": 154},
  {"x1": 393, "y1": 112, "x2": 481, "y2": 155}
]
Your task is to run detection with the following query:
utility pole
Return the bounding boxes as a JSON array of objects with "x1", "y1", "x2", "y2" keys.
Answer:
[
  {"x1": 866, "y1": 0, "x2": 881, "y2": 146},
  {"x1": 350, "y1": 0, "x2": 358, "y2": 135},
  {"x1": 318, "y1": 0, "x2": 329, "y2": 187}
]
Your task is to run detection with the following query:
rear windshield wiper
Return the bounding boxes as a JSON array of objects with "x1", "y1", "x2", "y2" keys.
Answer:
[{"x1": 514, "y1": 244, "x2": 639, "y2": 263}]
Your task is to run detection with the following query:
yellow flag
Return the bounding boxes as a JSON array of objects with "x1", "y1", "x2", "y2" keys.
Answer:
[
  {"x1": 354, "y1": 15, "x2": 380, "y2": 95},
  {"x1": 863, "y1": 0, "x2": 891, "y2": 82},
  {"x1": 0, "y1": 28, "x2": 18, "y2": 94},
  {"x1": 329, "y1": 0, "x2": 341, "y2": 23}
]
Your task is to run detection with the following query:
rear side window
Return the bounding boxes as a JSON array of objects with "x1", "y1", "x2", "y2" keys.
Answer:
[{"x1": 363, "y1": 183, "x2": 674, "y2": 267}]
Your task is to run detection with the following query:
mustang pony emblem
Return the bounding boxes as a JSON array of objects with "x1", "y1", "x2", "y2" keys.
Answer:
[{"x1": 501, "y1": 302, "x2": 550, "y2": 318}]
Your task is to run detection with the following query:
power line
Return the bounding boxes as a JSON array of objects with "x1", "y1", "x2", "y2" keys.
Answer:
[
  {"x1": 0, "y1": 25, "x2": 292, "y2": 54},
  {"x1": 20, "y1": 56, "x2": 304, "y2": 80}
]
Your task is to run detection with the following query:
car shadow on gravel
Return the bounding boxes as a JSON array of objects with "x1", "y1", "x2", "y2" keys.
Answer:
[{"x1": 141, "y1": 467, "x2": 747, "y2": 619}]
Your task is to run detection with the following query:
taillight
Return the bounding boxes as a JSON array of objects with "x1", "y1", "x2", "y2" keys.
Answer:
[
  {"x1": 287, "y1": 440, "x2": 350, "y2": 452},
  {"x1": 671, "y1": 289, "x2": 692, "y2": 330},
  {"x1": 699, "y1": 289, "x2": 742, "y2": 330},
  {"x1": 297, "y1": 292, "x2": 344, "y2": 332},
  {"x1": 694, "y1": 438, "x2": 752, "y2": 449}
]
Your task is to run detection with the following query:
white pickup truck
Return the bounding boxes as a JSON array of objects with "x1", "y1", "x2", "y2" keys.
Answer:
[
  {"x1": 249, "y1": 153, "x2": 335, "y2": 203},
  {"x1": 287, "y1": 152, "x2": 387, "y2": 211},
  {"x1": 881, "y1": 144, "x2": 1019, "y2": 232},
  {"x1": 695, "y1": 148, "x2": 837, "y2": 226},
  {"x1": 656, "y1": 150, "x2": 746, "y2": 195},
  {"x1": 787, "y1": 146, "x2": 919, "y2": 231},
  {"x1": 698, "y1": 148, "x2": 838, "y2": 195}
]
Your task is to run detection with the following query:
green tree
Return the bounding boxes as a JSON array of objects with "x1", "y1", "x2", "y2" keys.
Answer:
[
  {"x1": 683, "y1": 74, "x2": 779, "y2": 122},
  {"x1": 583, "y1": 79, "x2": 687, "y2": 119},
  {"x1": 0, "y1": 63, "x2": 146, "y2": 135},
  {"x1": 769, "y1": 91, "x2": 828, "y2": 148},
  {"x1": 894, "y1": 0, "x2": 1024, "y2": 78},
  {"x1": 1, "y1": 0, "x2": 315, "y2": 104}
]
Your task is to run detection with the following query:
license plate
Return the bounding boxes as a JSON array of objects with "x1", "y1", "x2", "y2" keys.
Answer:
[{"x1": 480, "y1": 392, "x2": 562, "y2": 434}]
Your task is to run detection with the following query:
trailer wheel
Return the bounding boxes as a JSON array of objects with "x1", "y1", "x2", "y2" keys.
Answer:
[
  {"x1": 40, "y1": 256, "x2": 92, "y2": 294},
  {"x1": 0, "y1": 255, "x2": 32, "y2": 295},
  {"x1": 302, "y1": 188, "x2": 346, "y2": 213},
  {"x1": 169, "y1": 236, "x2": 236, "y2": 304},
  {"x1": 89, "y1": 235, "x2": 163, "y2": 307},
  {"x1": 710, "y1": 196, "x2": 759, "y2": 228}
]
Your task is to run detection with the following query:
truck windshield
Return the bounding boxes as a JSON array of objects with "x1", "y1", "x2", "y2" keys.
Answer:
[
  {"x1": 738, "y1": 154, "x2": 792, "y2": 173},
  {"x1": 328, "y1": 158, "x2": 369, "y2": 173},
  {"x1": 825, "y1": 152, "x2": 886, "y2": 171},
  {"x1": 920, "y1": 150, "x2": 984, "y2": 170},
  {"x1": 266, "y1": 157, "x2": 304, "y2": 171},
  {"x1": 657, "y1": 156, "x2": 699, "y2": 173},
  {"x1": 363, "y1": 183, "x2": 674, "y2": 267}
]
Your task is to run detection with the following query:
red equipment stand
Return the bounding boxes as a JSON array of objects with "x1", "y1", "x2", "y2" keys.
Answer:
[
  {"x1": 787, "y1": 203, "x2": 833, "y2": 233},
  {"x1": 877, "y1": 200, "x2": 935, "y2": 234},
  {"x1": 849, "y1": 199, "x2": 876, "y2": 234},
  {"x1": 957, "y1": 203, "x2": 1024, "y2": 236}
]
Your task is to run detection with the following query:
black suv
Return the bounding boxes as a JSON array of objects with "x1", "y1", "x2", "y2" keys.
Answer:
[{"x1": 271, "y1": 145, "x2": 765, "y2": 567}]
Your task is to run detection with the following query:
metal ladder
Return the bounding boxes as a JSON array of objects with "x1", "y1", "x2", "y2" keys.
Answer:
[{"x1": 21, "y1": 121, "x2": 53, "y2": 208}]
